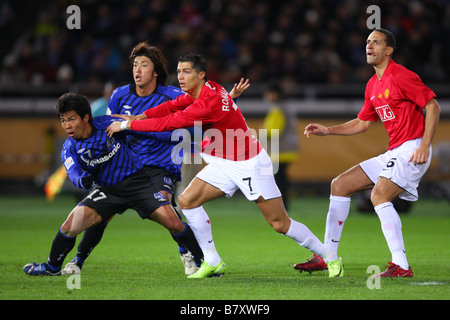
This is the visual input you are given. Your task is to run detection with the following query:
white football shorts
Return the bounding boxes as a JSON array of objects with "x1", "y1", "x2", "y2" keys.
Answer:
[
  {"x1": 196, "y1": 149, "x2": 281, "y2": 201},
  {"x1": 359, "y1": 138, "x2": 431, "y2": 201}
]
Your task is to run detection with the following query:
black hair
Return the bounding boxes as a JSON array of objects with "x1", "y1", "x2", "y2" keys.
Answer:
[
  {"x1": 129, "y1": 41, "x2": 169, "y2": 86},
  {"x1": 55, "y1": 92, "x2": 92, "y2": 123},
  {"x1": 178, "y1": 53, "x2": 208, "y2": 81},
  {"x1": 374, "y1": 28, "x2": 396, "y2": 54}
]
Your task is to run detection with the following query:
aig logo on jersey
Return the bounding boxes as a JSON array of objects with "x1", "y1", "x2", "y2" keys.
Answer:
[{"x1": 375, "y1": 105, "x2": 395, "y2": 122}]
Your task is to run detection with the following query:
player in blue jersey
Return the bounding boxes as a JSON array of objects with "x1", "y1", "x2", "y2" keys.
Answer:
[
  {"x1": 107, "y1": 42, "x2": 184, "y2": 184},
  {"x1": 63, "y1": 42, "x2": 249, "y2": 275},
  {"x1": 24, "y1": 93, "x2": 203, "y2": 276}
]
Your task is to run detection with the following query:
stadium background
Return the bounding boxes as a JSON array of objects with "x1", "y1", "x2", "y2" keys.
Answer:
[{"x1": 0, "y1": 0, "x2": 449, "y2": 201}]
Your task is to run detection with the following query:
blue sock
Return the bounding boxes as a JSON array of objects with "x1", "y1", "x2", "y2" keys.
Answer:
[
  {"x1": 171, "y1": 222, "x2": 204, "y2": 266},
  {"x1": 48, "y1": 228, "x2": 76, "y2": 269},
  {"x1": 179, "y1": 246, "x2": 188, "y2": 254}
]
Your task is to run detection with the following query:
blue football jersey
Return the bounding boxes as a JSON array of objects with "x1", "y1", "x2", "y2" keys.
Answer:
[
  {"x1": 62, "y1": 117, "x2": 142, "y2": 188},
  {"x1": 107, "y1": 83, "x2": 184, "y2": 180}
]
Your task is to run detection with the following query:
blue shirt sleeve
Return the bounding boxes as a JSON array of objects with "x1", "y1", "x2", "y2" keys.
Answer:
[{"x1": 61, "y1": 140, "x2": 85, "y2": 189}]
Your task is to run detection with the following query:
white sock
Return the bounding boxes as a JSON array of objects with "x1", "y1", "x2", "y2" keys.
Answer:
[
  {"x1": 182, "y1": 206, "x2": 221, "y2": 266},
  {"x1": 285, "y1": 218, "x2": 335, "y2": 262},
  {"x1": 324, "y1": 195, "x2": 351, "y2": 256},
  {"x1": 374, "y1": 202, "x2": 409, "y2": 270}
]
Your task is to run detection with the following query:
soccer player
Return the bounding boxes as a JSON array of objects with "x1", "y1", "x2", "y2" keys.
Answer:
[
  {"x1": 24, "y1": 93, "x2": 202, "y2": 276},
  {"x1": 106, "y1": 53, "x2": 342, "y2": 278},
  {"x1": 63, "y1": 42, "x2": 249, "y2": 276},
  {"x1": 294, "y1": 28, "x2": 440, "y2": 277}
]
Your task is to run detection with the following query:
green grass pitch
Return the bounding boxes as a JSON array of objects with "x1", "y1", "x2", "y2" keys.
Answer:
[{"x1": 0, "y1": 194, "x2": 448, "y2": 304}]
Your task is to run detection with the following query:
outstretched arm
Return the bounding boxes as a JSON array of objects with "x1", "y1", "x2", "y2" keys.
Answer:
[
  {"x1": 110, "y1": 113, "x2": 147, "y2": 121},
  {"x1": 304, "y1": 118, "x2": 372, "y2": 138}
]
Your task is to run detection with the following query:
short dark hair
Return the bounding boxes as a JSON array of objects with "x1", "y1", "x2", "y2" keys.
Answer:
[
  {"x1": 178, "y1": 53, "x2": 208, "y2": 81},
  {"x1": 374, "y1": 28, "x2": 396, "y2": 54},
  {"x1": 129, "y1": 41, "x2": 169, "y2": 86},
  {"x1": 56, "y1": 92, "x2": 92, "y2": 123}
]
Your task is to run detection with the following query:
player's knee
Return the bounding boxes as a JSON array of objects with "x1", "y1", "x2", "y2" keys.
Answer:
[
  {"x1": 177, "y1": 193, "x2": 188, "y2": 209},
  {"x1": 370, "y1": 188, "x2": 386, "y2": 207},
  {"x1": 60, "y1": 221, "x2": 71, "y2": 235},
  {"x1": 60, "y1": 221, "x2": 79, "y2": 237},
  {"x1": 178, "y1": 193, "x2": 196, "y2": 209},
  {"x1": 62, "y1": 206, "x2": 101, "y2": 237},
  {"x1": 370, "y1": 191, "x2": 380, "y2": 207},
  {"x1": 60, "y1": 214, "x2": 75, "y2": 236},
  {"x1": 330, "y1": 177, "x2": 341, "y2": 194},
  {"x1": 331, "y1": 176, "x2": 351, "y2": 197}
]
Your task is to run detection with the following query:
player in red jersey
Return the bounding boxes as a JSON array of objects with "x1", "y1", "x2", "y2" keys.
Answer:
[
  {"x1": 107, "y1": 53, "x2": 344, "y2": 278},
  {"x1": 294, "y1": 28, "x2": 440, "y2": 277}
]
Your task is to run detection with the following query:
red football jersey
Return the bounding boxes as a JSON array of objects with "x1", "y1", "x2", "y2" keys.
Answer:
[
  {"x1": 358, "y1": 60, "x2": 436, "y2": 150},
  {"x1": 131, "y1": 80, "x2": 262, "y2": 161}
]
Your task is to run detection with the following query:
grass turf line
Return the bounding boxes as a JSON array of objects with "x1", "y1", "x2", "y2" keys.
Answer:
[{"x1": 0, "y1": 194, "x2": 448, "y2": 300}]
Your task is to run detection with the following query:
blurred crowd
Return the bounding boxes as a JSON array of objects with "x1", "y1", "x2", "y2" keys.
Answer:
[{"x1": 0, "y1": 0, "x2": 449, "y2": 91}]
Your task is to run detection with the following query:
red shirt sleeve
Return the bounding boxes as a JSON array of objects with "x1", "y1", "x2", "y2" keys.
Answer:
[
  {"x1": 131, "y1": 95, "x2": 220, "y2": 132},
  {"x1": 396, "y1": 68, "x2": 436, "y2": 109},
  {"x1": 143, "y1": 94, "x2": 191, "y2": 119},
  {"x1": 358, "y1": 79, "x2": 379, "y2": 122}
]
